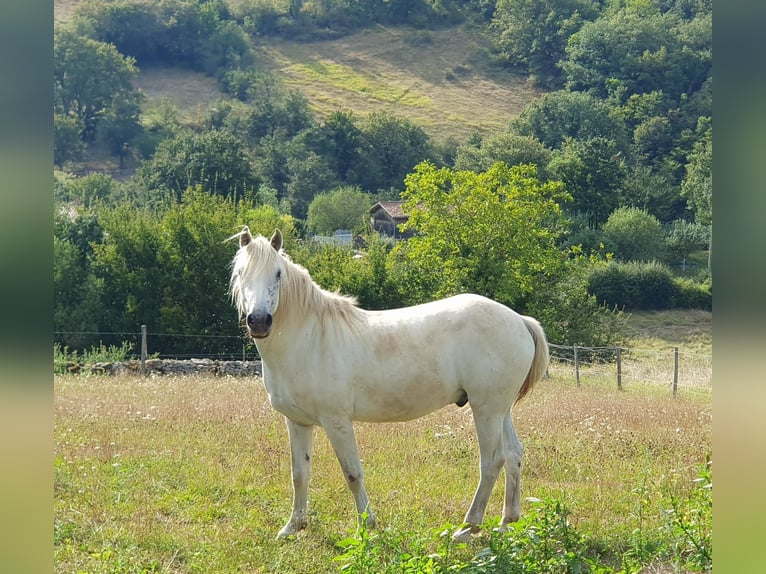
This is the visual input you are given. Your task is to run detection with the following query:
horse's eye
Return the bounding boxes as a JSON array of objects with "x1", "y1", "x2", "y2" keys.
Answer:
[{"x1": 276, "y1": 270, "x2": 282, "y2": 280}]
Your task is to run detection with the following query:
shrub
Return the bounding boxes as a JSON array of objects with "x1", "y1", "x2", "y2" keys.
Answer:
[
  {"x1": 588, "y1": 261, "x2": 712, "y2": 311},
  {"x1": 602, "y1": 206, "x2": 665, "y2": 262},
  {"x1": 671, "y1": 277, "x2": 712, "y2": 310},
  {"x1": 526, "y1": 258, "x2": 623, "y2": 348},
  {"x1": 587, "y1": 261, "x2": 676, "y2": 310}
]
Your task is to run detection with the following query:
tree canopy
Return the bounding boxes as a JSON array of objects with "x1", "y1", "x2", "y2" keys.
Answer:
[{"x1": 396, "y1": 161, "x2": 570, "y2": 306}]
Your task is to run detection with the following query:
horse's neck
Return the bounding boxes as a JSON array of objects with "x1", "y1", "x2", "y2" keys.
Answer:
[{"x1": 266, "y1": 265, "x2": 360, "y2": 352}]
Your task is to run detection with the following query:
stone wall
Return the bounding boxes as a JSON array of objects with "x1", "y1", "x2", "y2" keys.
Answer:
[{"x1": 62, "y1": 358, "x2": 262, "y2": 377}]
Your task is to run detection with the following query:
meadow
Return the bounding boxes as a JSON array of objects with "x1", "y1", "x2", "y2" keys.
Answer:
[{"x1": 54, "y1": 359, "x2": 711, "y2": 573}]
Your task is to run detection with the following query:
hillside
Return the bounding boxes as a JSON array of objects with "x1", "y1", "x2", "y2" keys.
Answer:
[
  {"x1": 135, "y1": 25, "x2": 539, "y2": 142},
  {"x1": 250, "y1": 25, "x2": 541, "y2": 141},
  {"x1": 57, "y1": 1, "x2": 538, "y2": 142}
]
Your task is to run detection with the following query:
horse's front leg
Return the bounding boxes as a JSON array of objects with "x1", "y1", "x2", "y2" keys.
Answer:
[
  {"x1": 321, "y1": 417, "x2": 376, "y2": 530},
  {"x1": 277, "y1": 419, "x2": 315, "y2": 539}
]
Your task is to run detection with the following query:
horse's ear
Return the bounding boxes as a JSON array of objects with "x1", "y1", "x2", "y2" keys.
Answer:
[
  {"x1": 270, "y1": 229, "x2": 283, "y2": 251},
  {"x1": 240, "y1": 226, "x2": 252, "y2": 247}
]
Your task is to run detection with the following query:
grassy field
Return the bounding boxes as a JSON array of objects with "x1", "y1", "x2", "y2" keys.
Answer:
[
  {"x1": 251, "y1": 25, "x2": 541, "y2": 141},
  {"x1": 54, "y1": 360, "x2": 711, "y2": 572}
]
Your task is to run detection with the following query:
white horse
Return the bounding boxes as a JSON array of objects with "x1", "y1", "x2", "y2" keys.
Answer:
[{"x1": 229, "y1": 228, "x2": 549, "y2": 541}]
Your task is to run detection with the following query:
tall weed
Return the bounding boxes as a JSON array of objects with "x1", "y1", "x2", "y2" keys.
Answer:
[{"x1": 54, "y1": 341, "x2": 134, "y2": 373}]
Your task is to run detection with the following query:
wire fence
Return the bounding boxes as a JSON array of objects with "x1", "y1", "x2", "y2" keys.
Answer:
[
  {"x1": 54, "y1": 329, "x2": 254, "y2": 361},
  {"x1": 549, "y1": 343, "x2": 712, "y2": 395},
  {"x1": 54, "y1": 329, "x2": 712, "y2": 395}
]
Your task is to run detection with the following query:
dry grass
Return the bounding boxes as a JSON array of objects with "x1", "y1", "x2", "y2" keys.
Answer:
[
  {"x1": 254, "y1": 25, "x2": 541, "y2": 141},
  {"x1": 54, "y1": 0, "x2": 80, "y2": 24},
  {"x1": 133, "y1": 67, "x2": 230, "y2": 126},
  {"x1": 622, "y1": 310, "x2": 713, "y2": 353},
  {"x1": 54, "y1": 369, "x2": 711, "y2": 573}
]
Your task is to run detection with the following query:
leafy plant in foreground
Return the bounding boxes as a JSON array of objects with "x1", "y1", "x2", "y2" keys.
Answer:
[
  {"x1": 660, "y1": 462, "x2": 712, "y2": 572},
  {"x1": 335, "y1": 498, "x2": 596, "y2": 573}
]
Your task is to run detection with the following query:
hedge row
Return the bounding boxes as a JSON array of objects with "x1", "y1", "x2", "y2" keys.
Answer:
[{"x1": 587, "y1": 261, "x2": 711, "y2": 311}]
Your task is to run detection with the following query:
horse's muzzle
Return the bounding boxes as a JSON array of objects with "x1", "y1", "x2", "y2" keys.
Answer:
[{"x1": 246, "y1": 312, "x2": 273, "y2": 338}]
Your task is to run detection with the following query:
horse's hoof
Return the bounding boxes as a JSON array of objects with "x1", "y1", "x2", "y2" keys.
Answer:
[
  {"x1": 452, "y1": 524, "x2": 478, "y2": 543},
  {"x1": 277, "y1": 519, "x2": 307, "y2": 539}
]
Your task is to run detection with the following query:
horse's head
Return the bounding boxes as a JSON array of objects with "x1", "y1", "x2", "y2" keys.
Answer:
[{"x1": 230, "y1": 227, "x2": 285, "y2": 339}]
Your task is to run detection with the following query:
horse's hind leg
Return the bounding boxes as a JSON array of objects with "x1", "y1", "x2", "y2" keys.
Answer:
[
  {"x1": 499, "y1": 412, "x2": 523, "y2": 531},
  {"x1": 453, "y1": 410, "x2": 505, "y2": 542},
  {"x1": 322, "y1": 417, "x2": 376, "y2": 530},
  {"x1": 278, "y1": 419, "x2": 315, "y2": 538}
]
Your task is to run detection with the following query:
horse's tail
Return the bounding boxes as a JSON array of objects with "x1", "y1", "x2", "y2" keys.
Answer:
[{"x1": 515, "y1": 316, "x2": 549, "y2": 405}]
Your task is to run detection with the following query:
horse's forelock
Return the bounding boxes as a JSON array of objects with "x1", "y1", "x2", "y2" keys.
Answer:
[{"x1": 230, "y1": 235, "x2": 284, "y2": 315}]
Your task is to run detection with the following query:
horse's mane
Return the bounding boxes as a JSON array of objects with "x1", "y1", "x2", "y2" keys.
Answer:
[{"x1": 231, "y1": 235, "x2": 364, "y2": 334}]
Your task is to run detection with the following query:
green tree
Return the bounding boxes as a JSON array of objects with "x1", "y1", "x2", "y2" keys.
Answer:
[
  {"x1": 285, "y1": 147, "x2": 337, "y2": 220},
  {"x1": 79, "y1": 0, "x2": 252, "y2": 73},
  {"x1": 54, "y1": 235, "x2": 105, "y2": 350},
  {"x1": 306, "y1": 110, "x2": 364, "y2": 182},
  {"x1": 395, "y1": 162, "x2": 570, "y2": 307},
  {"x1": 154, "y1": 188, "x2": 243, "y2": 355},
  {"x1": 307, "y1": 186, "x2": 371, "y2": 235},
  {"x1": 96, "y1": 90, "x2": 146, "y2": 168},
  {"x1": 137, "y1": 128, "x2": 257, "y2": 200},
  {"x1": 54, "y1": 172, "x2": 122, "y2": 208},
  {"x1": 621, "y1": 164, "x2": 685, "y2": 223},
  {"x1": 526, "y1": 254, "x2": 622, "y2": 346},
  {"x1": 601, "y1": 206, "x2": 665, "y2": 262},
  {"x1": 548, "y1": 137, "x2": 627, "y2": 225},
  {"x1": 560, "y1": 6, "x2": 709, "y2": 102},
  {"x1": 454, "y1": 132, "x2": 552, "y2": 178},
  {"x1": 353, "y1": 112, "x2": 434, "y2": 192},
  {"x1": 664, "y1": 219, "x2": 710, "y2": 263},
  {"x1": 54, "y1": 114, "x2": 86, "y2": 169},
  {"x1": 492, "y1": 0, "x2": 599, "y2": 87},
  {"x1": 53, "y1": 26, "x2": 139, "y2": 142},
  {"x1": 54, "y1": 207, "x2": 106, "y2": 349},
  {"x1": 680, "y1": 123, "x2": 711, "y2": 225},
  {"x1": 512, "y1": 90, "x2": 628, "y2": 152},
  {"x1": 91, "y1": 204, "x2": 165, "y2": 334}
]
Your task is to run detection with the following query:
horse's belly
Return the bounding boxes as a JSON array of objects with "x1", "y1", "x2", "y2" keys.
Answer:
[{"x1": 351, "y1": 381, "x2": 458, "y2": 423}]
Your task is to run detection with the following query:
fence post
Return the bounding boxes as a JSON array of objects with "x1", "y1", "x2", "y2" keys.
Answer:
[
  {"x1": 616, "y1": 346, "x2": 622, "y2": 391},
  {"x1": 140, "y1": 325, "x2": 147, "y2": 376},
  {"x1": 673, "y1": 347, "x2": 679, "y2": 397},
  {"x1": 242, "y1": 343, "x2": 246, "y2": 362},
  {"x1": 574, "y1": 345, "x2": 580, "y2": 387}
]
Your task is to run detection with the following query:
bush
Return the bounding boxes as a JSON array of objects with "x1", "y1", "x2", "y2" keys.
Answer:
[
  {"x1": 671, "y1": 277, "x2": 712, "y2": 310},
  {"x1": 588, "y1": 261, "x2": 712, "y2": 311},
  {"x1": 588, "y1": 261, "x2": 676, "y2": 310},
  {"x1": 526, "y1": 258, "x2": 623, "y2": 348},
  {"x1": 602, "y1": 206, "x2": 665, "y2": 262}
]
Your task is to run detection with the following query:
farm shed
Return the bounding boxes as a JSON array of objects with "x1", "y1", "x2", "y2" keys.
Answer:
[{"x1": 369, "y1": 201, "x2": 413, "y2": 239}]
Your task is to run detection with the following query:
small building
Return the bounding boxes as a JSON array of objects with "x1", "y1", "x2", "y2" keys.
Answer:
[{"x1": 369, "y1": 201, "x2": 413, "y2": 239}]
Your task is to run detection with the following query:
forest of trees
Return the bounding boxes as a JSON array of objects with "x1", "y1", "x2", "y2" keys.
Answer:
[{"x1": 54, "y1": 0, "x2": 712, "y2": 357}]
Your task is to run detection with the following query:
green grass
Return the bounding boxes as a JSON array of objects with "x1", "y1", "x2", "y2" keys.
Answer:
[
  {"x1": 286, "y1": 60, "x2": 432, "y2": 108},
  {"x1": 55, "y1": 366, "x2": 711, "y2": 573}
]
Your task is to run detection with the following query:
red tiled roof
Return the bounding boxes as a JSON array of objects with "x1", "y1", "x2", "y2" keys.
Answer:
[{"x1": 371, "y1": 201, "x2": 407, "y2": 220}]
